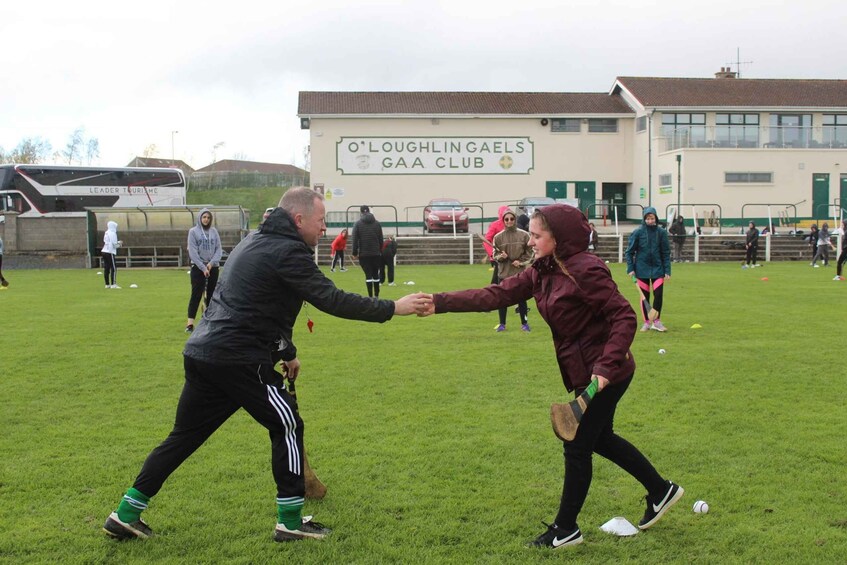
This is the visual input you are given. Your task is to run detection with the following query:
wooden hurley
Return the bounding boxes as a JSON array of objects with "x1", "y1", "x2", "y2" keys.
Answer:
[{"x1": 550, "y1": 379, "x2": 599, "y2": 442}]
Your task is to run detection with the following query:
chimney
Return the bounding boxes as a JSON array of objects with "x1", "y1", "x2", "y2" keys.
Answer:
[{"x1": 715, "y1": 66, "x2": 737, "y2": 79}]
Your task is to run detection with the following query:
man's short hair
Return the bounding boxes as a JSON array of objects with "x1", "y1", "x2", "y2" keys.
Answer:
[{"x1": 280, "y1": 187, "x2": 323, "y2": 216}]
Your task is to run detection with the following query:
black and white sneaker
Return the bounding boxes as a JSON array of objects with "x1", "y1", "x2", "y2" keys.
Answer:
[
  {"x1": 103, "y1": 512, "x2": 153, "y2": 540},
  {"x1": 527, "y1": 522, "x2": 583, "y2": 549},
  {"x1": 639, "y1": 481, "x2": 684, "y2": 529},
  {"x1": 274, "y1": 516, "x2": 331, "y2": 542}
]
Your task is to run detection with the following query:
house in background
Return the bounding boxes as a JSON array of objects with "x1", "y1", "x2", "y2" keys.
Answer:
[
  {"x1": 191, "y1": 159, "x2": 308, "y2": 190},
  {"x1": 126, "y1": 157, "x2": 195, "y2": 174}
]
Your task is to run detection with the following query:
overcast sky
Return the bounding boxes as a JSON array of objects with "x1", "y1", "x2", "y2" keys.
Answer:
[{"x1": 2, "y1": 0, "x2": 845, "y2": 170}]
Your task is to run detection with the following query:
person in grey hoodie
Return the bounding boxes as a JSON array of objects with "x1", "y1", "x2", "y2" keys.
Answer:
[
  {"x1": 185, "y1": 208, "x2": 223, "y2": 332},
  {"x1": 351, "y1": 205, "x2": 384, "y2": 297}
]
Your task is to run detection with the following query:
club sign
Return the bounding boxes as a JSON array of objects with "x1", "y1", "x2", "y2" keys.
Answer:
[{"x1": 336, "y1": 137, "x2": 534, "y2": 175}]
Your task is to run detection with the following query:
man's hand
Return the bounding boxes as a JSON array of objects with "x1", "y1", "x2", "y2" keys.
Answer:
[
  {"x1": 393, "y1": 293, "x2": 432, "y2": 316},
  {"x1": 283, "y1": 357, "x2": 301, "y2": 381}
]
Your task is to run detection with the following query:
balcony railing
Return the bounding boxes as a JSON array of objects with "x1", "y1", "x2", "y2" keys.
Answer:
[{"x1": 659, "y1": 126, "x2": 847, "y2": 151}]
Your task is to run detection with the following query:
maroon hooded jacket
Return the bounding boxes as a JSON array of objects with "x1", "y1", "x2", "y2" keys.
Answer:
[{"x1": 433, "y1": 204, "x2": 637, "y2": 392}]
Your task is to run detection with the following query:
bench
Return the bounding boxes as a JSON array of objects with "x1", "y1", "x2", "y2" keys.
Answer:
[{"x1": 97, "y1": 246, "x2": 184, "y2": 268}]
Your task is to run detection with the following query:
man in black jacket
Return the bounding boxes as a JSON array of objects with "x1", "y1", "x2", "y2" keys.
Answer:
[
  {"x1": 104, "y1": 188, "x2": 430, "y2": 544},
  {"x1": 352, "y1": 205, "x2": 384, "y2": 297}
]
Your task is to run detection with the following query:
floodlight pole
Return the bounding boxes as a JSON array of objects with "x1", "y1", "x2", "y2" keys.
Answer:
[{"x1": 676, "y1": 154, "x2": 682, "y2": 220}]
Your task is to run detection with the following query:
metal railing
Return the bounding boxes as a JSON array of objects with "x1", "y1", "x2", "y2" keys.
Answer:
[{"x1": 658, "y1": 126, "x2": 847, "y2": 152}]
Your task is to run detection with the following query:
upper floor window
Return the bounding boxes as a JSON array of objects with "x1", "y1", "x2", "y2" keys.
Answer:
[
  {"x1": 636, "y1": 116, "x2": 647, "y2": 132},
  {"x1": 551, "y1": 118, "x2": 580, "y2": 133},
  {"x1": 823, "y1": 115, "x2": 847, "y2": 147},
  {"x1": 588, "y1": 118, "x2": 618, "y2": 133},
  {"x1": 768, "y1": 114, "x2": 812, "y2": 147},
  {"x1": 661, "y1": 113, "x2": 705, "y2": 147},
  {"x1": 715, "y1": 113, "x2": 760, "y2": 147}
]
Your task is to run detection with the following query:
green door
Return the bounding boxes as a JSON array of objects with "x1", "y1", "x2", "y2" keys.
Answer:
[
  {"x1": 840, "y1": 174, "x2": 847, "y2": 215},
  {"x1": 576, "y1": 181, "x2": 596, "y2": 216},
  {"x1": 546, "y1": 181, "x2": 567, "y2": 199},
  {"x1": 812, "y1": 173, "x2": 829, "y2": 221}
]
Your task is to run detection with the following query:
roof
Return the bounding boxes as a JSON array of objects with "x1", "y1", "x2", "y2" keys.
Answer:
[
  {"x1": 127, "y1": 157, "x2": 195, "y2": 173},
  {"x1": 615, "y1": 76, "x2": 847, "y2": 109},
  {"x1": 193, "y1": 159, "x2": 307, "y2": 175},
  {"x1": 299, "y1": 91, "x2": 633, "y2": 116}
]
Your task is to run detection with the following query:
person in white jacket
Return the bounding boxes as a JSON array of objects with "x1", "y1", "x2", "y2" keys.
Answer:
[{"x1": 102, "y1": 221, "x2": 123, "y2": 288}]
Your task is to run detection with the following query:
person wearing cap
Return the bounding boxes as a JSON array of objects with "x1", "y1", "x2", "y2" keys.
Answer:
[{"x1": 352, "y1": 205, "x2": 384, "y2": 298}]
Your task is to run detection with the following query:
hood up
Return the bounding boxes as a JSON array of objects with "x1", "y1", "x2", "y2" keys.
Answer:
[{"x1": 537, "y1": 204, "x2": 590, "y2": 259}]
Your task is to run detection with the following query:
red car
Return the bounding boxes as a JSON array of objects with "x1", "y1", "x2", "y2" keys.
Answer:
[{"x1": 423, "y1": 198, "x2": 469, "y2": 233}]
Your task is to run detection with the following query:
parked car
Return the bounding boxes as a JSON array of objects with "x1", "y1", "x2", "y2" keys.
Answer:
[
  {"x1": 516, "y1": 196, "x2": 556, "y2": 217},
  {"x1": 423, "y1": 198, "x2": 469, "y2": 233}
]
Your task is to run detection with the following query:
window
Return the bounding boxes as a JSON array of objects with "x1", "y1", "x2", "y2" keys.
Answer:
[
  {"x1": 588, "y1": 118, "x2": 618, "y2": 133},
  {"x1": 823, "y1": 115, "x2": 847, "y2": 147},
  {"x1": 768, "y1": 114, "x2": 812, "y2": 147},
  {"x1": 715, "y1": 113, "x2": 759, "y2": 147},
  {"x1": 551, "y1": 118, "x2": 580, "y2": 133},
  {"x1": 636, "y1": 116, "x2": 647, "y2": 132},
  {"x1": 725, "y1": 172, "x2": 773, "y2": 183},
  {"x1": 658, "y1": 173, "x2": 672, "y2": 187},
  {"x1": 661, "y1": 113, "x2": 706, "y2": 147}
]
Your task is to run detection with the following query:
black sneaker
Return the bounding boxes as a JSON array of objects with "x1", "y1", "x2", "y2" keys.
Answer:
[
  {"x1": 639, "y1": 481, "x2": 684, "y2": 529},
  {"x1": 185, "y1": 324, "x2": 194, "y2": 333},
  {"x1": 274, "y1": 516, "x2": 331, "y2": 542},
  {"x1": 527, "y1": 522, "x2": 583, "y2": 549},
  {"x1": 0, "y1": 279, "x2": 8, "y2": 287},
  {"x1": 103, "y1": 512, "x2": 153, "y2": 540}
]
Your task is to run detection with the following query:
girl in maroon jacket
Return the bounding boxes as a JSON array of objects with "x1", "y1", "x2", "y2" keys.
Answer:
[{"x1": 423, "y1": 204, "x2": 683, "y2": 550}]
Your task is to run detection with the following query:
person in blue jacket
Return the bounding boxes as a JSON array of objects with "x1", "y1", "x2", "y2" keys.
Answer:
[{"x1": 625, "y1": 207, "x2": 671, "y2": 332}]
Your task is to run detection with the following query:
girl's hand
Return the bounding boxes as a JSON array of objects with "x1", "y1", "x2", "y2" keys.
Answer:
[{"x1": 593, "y1": 375, "x2": 610, "y2": 391}]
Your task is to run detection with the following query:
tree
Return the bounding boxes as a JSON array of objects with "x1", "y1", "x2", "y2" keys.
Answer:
[
  {"x1": 62, "y1": 127, "x2": 85, "y2": 164},
  {"x1": 4, "y1": 137, "x2": 53, "y2": 164},
  {"x1": 142, "y1": 144, "x2": 158, "y2": 158},
  {"x1": 86, "y1": 138, "x2": 100, "y2": 165}
]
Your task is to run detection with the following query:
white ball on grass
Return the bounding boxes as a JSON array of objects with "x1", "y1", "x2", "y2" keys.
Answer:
[
  {"x1": 693, "y1": 500, "x2": 709, "y2": 514},
  {"x1": 658, "y1": 348, "x2": 666, "y2": 354},
  {"x1": 130, "y1": 284, "x2": 138, "y2": 289}
]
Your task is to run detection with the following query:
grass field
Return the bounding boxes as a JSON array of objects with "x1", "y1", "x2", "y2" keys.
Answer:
[{"x1": 0, "y1": 262, "x2": 845, "y2": 564}]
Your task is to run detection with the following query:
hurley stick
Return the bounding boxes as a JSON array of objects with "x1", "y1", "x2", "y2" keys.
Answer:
[
  {"x1": 550, "y1": 377, "x2": 599, "y2": 442},
  {"x1": 286, "y1": 377, "x2": 328, "y2": 500},
  {"x1": 632, "y1": 276, "x2": 659, "y2": 322}
]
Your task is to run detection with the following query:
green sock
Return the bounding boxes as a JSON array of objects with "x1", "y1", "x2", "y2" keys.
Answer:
[
  {"x1": 116, "y1": 487, "x2": 150, "y2": 523},
  {"x1": 277, "y1": 496, "x2": 304, "y2": 530}
]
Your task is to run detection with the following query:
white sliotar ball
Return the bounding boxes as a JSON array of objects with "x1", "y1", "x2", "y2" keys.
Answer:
[
  {"x1": 658, "y1": 348, "x2": 666, "y2": 354},
  {"x1": 693, "y1": 500, "x2": 709, "y2": 514}
]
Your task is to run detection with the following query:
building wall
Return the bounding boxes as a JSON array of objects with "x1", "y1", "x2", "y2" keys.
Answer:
[{"x1": 309, "y1": 116, "x2": 634, "y2": 223}]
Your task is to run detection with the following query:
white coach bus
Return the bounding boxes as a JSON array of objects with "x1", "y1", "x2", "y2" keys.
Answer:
[{"x1": 0, "y1": 164, "x2": 187, "y2": 218}]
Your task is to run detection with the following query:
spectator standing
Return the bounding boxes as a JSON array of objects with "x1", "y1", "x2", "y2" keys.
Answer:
[
  {"x1": 835, "y1": 219, "x2": 847, "y2": 281},
  {"x1": 492, "y1": 211, "x2": 533, "y2": 332},
  {"x1": 352, "y1": 205, "x2": 384, "y2": 297},
  {"x1": 0, "y1": 236, "x2": 7, "y2": 288},
  {"x1": 811, "y1": 222, "x2": 835, "y2": 267},
  {"x1": 742, "y1": 221, "x2": 760, "y2": 268},
  {"x1": 483, "y1": 206, "x2": 511, "y2": 285},
  {"x1": 186, "y1": 208, "x2": 223, "y2": 333},
  {"x1": 330, "y1": 228, "x2": 348, "y2": 272},
  {"x1": 669, "y1": 216, "x2": 686, "y2": 263},
  {"x1": 102, "y1": 221, "x2": 123, "y2": 289},
  {"x1": 587, "y1": 222, "x2": 599, "y2": 254},
  {"x1": 380, "y1": 235, "x2": 397, "y2": 286},
  {"x1": 807, "y1": 224, "x2": 819, "y2": 261},
  {"x1": 625, "y1": 207, "x2": 671, "y2": 332}
]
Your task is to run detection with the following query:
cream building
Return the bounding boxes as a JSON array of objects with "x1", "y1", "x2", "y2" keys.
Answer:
[{"x1": 299, "y1": 70, "x2": 847, "y2": 230}]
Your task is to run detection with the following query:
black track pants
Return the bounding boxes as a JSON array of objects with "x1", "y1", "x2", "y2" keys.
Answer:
[{"x1": 133, "y1": 356, "x2": 304, "y2": 500}]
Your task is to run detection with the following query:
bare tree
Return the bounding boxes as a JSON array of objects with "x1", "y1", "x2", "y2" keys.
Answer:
[
  {"x1": 303, "y1": 144, "x2": 311, "y2": 171},
  {"x1": 62, "y1": 127, "x2": 85, "y2": 164},
  {"x1": 86, "y1": 138, "x2": 100, "y2": 165},
  {"x1": 7, "y1": 137, "x2": 53, "y2": 164},
  {"x1": 142, "y1": 144, "x2": 158, "y2": 158},
  {"x1": 232, "y1": 151, "x2": 248, "y2": 161}
]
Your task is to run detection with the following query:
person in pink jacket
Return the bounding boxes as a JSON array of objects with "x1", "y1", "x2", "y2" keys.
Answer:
[
  {"x1": 421, "y1": 204, "x2": 683, "y2": 550},
  {"x1": 483, "y1": 205, "x2": 512, "y2": 284}
]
